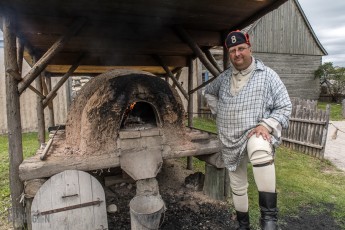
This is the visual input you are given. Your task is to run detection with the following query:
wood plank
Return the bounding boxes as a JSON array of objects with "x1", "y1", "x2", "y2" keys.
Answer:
[
  {"x1": 77, "y1": 171, "x2": 94, "y2": 230},
  {"x1": 19, "y1": 139, "x2": 220, "y2": 181},
  {"x1": 49, "y1": 172, "x2": 65, "y2": 230},
  {"x1": 90, "y1": 172, "x2": 108, "y2": 229},
  {"x1": 19, "y1": 154, "x2": 120, "y2": 181},
  {"x1": 281, "y1": 138, "x2": 323, "y2": 149},
  {"x1": 64, "y1": 170, "x2": 81, "y2": 228}
]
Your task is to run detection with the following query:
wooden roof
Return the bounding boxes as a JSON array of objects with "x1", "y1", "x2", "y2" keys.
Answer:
[{"x1": 0, "y1": 0, "x2": 287, "y2": 74}]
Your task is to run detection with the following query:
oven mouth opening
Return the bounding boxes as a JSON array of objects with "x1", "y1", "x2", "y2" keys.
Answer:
[{"x1": 120, "y1": 101, "x2": 159, "y2": 130}]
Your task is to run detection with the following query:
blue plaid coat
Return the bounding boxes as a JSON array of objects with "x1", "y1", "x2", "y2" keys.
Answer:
[{"x1": 204, "y1": 58, "x2": 292, "y2": 171}]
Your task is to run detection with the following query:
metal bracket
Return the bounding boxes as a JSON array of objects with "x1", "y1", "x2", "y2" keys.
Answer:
[{"x1": 33, "y1": 198, "x2": 103, "y2": 216}]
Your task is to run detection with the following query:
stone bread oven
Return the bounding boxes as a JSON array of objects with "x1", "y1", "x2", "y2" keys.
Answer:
[
  {"x1": 19, "y1": 69, "x2": 220, "y2": 182},
  {"x1": 65, "y1": 69, "x2": 187, "y2": 179}
]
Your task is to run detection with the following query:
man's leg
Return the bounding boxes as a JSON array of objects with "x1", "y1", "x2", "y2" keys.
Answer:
[
  {"x1": 247, "y1": 135, "x2": 278, "y2": 230},
  {"x1": 229, "y1": 156, "x2": 250, "y2": 230}
]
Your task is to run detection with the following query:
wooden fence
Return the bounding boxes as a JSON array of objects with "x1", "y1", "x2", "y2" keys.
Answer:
[{"x1": 281, "y1": 98, "x2": 330, "y2": 159}]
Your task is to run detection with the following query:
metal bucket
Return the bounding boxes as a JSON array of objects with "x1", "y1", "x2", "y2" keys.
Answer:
[{"x1": 129, "y1": 195, "x2": 165, "y2": 230}]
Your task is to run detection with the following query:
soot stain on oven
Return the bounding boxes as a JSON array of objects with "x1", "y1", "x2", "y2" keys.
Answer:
[{"x1": 65, "y1": 70, "x2": 187, "y2": 156}]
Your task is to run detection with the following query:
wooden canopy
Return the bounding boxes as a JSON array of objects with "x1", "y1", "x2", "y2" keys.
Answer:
[{"x1": 1, "y1": 0, "x2": 287, "y2": 74}]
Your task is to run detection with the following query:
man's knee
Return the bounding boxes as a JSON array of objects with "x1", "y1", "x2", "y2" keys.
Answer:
[{"x1": 247, "y1": 135, "x2": 274, "y2": 166}]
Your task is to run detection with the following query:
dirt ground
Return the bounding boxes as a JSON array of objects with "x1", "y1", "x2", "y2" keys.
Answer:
[{"x1": 105, "y1": 159, "x2": 343, "y2": 230}]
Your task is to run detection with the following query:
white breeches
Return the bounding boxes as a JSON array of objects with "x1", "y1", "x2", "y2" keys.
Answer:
[{"x1": 229, "y1": 135, "x2": 276, "y2": 212}]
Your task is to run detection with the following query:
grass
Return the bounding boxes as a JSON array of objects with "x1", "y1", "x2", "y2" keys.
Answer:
[
  {"x1": 318, "y1": 102, "x2": 344, "y2": 121},
  {"x1": 188, "y1": 117, "x2": 345, "y2": 229},
  {"x1": 1, "y1": 115, "x2": 345, "y2": 228},
  {"x1": 0, "y1": 133, "x2": 39, "y2": 229}
]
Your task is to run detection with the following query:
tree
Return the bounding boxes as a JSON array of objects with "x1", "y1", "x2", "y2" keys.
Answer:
[{"x1": 315, "y1": 62, "x2": 345, "y2": 102}]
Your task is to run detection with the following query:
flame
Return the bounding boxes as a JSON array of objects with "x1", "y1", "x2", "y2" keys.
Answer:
[{"x1": 129, "y1": 102, "x2": 136, "y2": 110}]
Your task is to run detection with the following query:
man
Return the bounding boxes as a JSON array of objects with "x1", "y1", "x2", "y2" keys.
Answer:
[{"x1": 204, "y1": 30, "x2": 292, "y2": 230}]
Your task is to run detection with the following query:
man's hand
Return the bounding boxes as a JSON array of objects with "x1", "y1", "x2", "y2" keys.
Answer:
[{"x1": 248, "y1": 125, "x2": 271, "y2": 142}]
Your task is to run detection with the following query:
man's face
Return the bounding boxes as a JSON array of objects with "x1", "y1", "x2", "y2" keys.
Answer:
[{"x1": 228, "y1": 44, "x2": 252, "y2": 70}]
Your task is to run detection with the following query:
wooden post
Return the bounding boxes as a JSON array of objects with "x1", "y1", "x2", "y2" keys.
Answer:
[
  {"x1": 46, "y1": 75, "x2": 55, "y2": 127},
  {"x1": 3, "y1": 11, "x2": 25, "y2": 229},
  {"x1": 223, "y1": 45, "x2": 231, "y2": 199},
  {"x1": 320, "y1": 104, "x2": 330, "y2": 159},
  {"x1": 223, "y1": 45, "x2": 230, "y2": 70},
  {"x1": 33, "y1": 56, "x2": 46, "y2": 145},
  {"x1": 187, "y1": 57, "x2": 194, "y2": 170},
  {"x1": 18, "y1": 18, "x2": 86, "y2": 94},
  {"x1": 342, "y1": 99, "x2": 345, "y2": 118},
  {"x1": 203, "y1": 164, "x2": 226, "y2": 201}
]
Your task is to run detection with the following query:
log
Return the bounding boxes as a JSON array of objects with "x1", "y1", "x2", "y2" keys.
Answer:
[
  {"x1": 174, "y1": 26, "x2": 220, "y2": 94},
  {"x1": 171, "y1": 68, "x2": 182, "y2": 88},
  {"x1": 19, "y1": 153, "x2": 121, "y2": 181},
  {"x1": 46, "y1": 76, "x2": 55, "y2": 127},
  {"x1": 6, "y1": 69, "x2": 45, "y2": 98},
  {"x1": 204, "y1": 49, "x2": 222, "y2": 73},
  {"x1": 187, "y1": 57, "x2": 194, "y2": 170},
  {"x1": 19, "y1": 139, "x2": 220, "y2": 181},
  {"x1": 3, "y1": 11, "x2": 25, "y2": 229},
  {"x1": 203, "y1": 164, "x2": 226, "y2": 201},
  {"x1": 35, "y1": 70, "x2": 45, "y2": 145}
]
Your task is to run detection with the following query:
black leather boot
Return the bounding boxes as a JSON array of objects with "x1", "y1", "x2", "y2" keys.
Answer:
[
  {"x1": 236, "y1": 211, "x2": 250, "y2": 230},
  {"x1": 259, "y1": 192, "x2": 278, "y2": 230}
]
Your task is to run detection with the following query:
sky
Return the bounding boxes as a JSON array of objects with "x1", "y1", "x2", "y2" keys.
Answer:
[{"x1": 298, "y1": 0, "x2": 345, "y2": 67}]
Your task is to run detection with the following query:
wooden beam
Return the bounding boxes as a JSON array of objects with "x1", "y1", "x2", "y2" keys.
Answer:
[
  {"x1": 19, "y1": 139, "x2": 220, "y2": 181},
  {"x1": 3, "y1": 11, "x2": 25, "y2": 230},
  {"x1": 204, "y1": 49, "x2": 222, "y2": 73},
  {"x1": 35, "y1": 60, "x2": 45, "y2": 145},
  {"x1": 6, "y1": 69, "x2": 45, "y2": 99},
  {"x1": 46, "y1": 76, "x2": 55, "y2": 127},
  {"x1": 18, "y1": 18, "x2": 86, "y2": 94},
  {"x1": 153, "y1": 55, "x2": 189, "y2": 100},
  {"x1": 175, "y1": 26, "x2": 222, "y2": 95},
  {"x1": 187, "y1": 57, "x2": 194, "y2": 170},
  {"x1": 174, "y1": 26, "x2": 220, "y2": 77},
  {"x1": 171, "y1": 68, "x2": 182, "y2": 88},
  {"x1": 43, "y1": 54, "x2": 84, "y2": 107}
]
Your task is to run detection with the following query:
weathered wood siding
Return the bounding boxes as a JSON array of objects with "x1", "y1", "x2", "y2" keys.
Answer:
[
  {"x1": 0, "y1": 49, "x2": 68, "y2": 134},
  {"x1": 246, "y1": 0, "x2": 325, "y2": 100},
  {"x1": 249, "y1": 0, "x2": 324, "y2": 56},
  {"x1": 254, "y1": 52, "x2": 321, "y2": 99}
]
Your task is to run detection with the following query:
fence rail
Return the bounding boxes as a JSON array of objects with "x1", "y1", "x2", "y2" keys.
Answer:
[{"x1": 282, "y1": 98, "x2": 330, "y2": 159}]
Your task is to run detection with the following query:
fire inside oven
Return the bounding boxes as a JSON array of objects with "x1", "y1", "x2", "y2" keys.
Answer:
[{"x1": 120, "y1": 101, "x2": 158, "y2": 130}]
